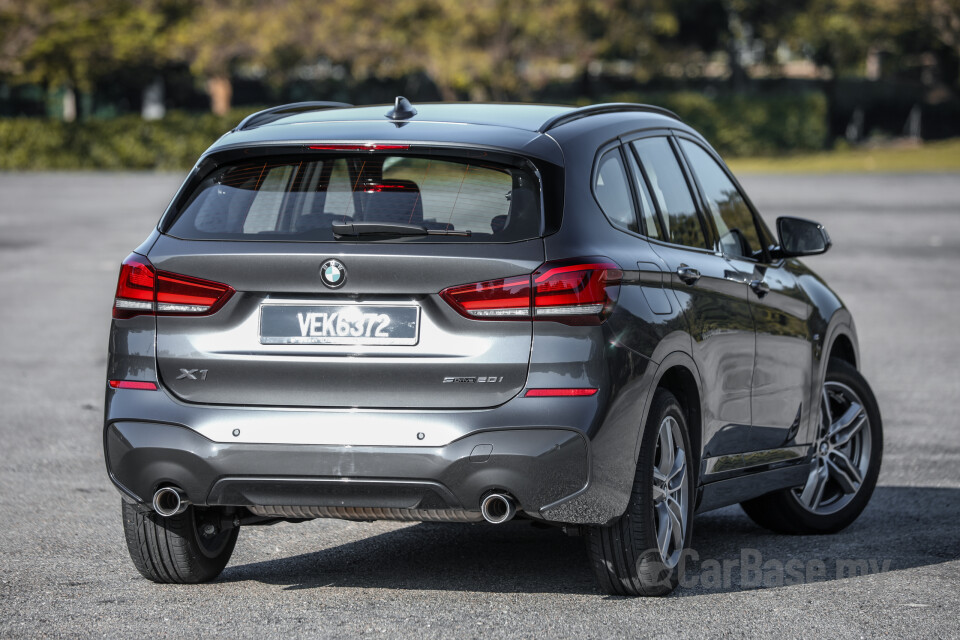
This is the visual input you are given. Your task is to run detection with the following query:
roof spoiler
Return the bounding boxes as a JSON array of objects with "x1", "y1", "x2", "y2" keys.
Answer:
[
  {"x1": 233, "y1": 101, "x2": 353, "y2": 131},
  {"x1": 538, "y1": 103, "x2": 681, "y2": 133}
]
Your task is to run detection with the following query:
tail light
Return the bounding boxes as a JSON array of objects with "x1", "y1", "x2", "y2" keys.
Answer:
[
  {"x1": 440, "y1": 258, "x2": 622, "y2": 326},
  {"x1": 113, "y1": 254, "x2": 155, "y2": 318},
  {"x1": 439, "y1": 276, "x2": 532, "y2": 319},
  {"x1": 113, "y1": 254, "x2": 234, "y2": 319},
  {"x1": 532, "y1": 260, "x2": 622, "y2": 323}
]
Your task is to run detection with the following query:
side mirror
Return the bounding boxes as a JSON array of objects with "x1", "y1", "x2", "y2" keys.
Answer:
[{"x1": 776, "y1": 216, "x2": 832, "y2": 257}]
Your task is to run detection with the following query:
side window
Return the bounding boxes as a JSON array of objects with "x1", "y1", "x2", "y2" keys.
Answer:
[
  {"x1": 679, "y1": 140, "x2": 763, "y2": 259},
  {"x1": 624, "y1": 150, "x2": 662, "y2": 241},
  {"x1": 631, "y1": 138, "x2": 707, "y2": 249},
  {"x1": 594, "y1": 148, "x2": 639, "y2": 233}
]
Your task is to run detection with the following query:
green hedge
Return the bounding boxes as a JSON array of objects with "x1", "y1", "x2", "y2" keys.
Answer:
[
  {"x1": 605, "y1": 91, "x2": 829, "y2": 157},
  {"x1": 0, "y1": 108, "x2": 259, "y2": 171},
  {"x1": 0, "y1": 93, "x2": 827, "y2": 170}
]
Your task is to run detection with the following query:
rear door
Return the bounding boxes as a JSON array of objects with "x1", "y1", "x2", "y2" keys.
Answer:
[
  {"x1": 626, "y1": 135, "x2": 757, "y2": 458},
  {"x1": 150, "y1": 151, "x2": 546, "y2": 409}
]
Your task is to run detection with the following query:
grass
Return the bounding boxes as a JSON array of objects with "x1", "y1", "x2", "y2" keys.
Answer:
[{"x1": 726, "y1": 138, "x2": 960, "y2": 173}]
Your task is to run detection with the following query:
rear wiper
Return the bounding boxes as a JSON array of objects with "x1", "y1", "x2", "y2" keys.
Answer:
[{"x1": 332, "y1": 222, "x2": 470, "y2": 238}]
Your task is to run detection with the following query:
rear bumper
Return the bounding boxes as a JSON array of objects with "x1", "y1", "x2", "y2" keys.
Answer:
[
  {"x1": 105, "y1": 420, "x2": 588, "y2": 517},
  {"x1": 103, "y1": 330, "x2": 659, "y2": 525}
]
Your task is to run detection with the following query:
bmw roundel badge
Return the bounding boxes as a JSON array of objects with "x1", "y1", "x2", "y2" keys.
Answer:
[{"x1": 320, "y1": 259, "x2": 347, "y2": 289}]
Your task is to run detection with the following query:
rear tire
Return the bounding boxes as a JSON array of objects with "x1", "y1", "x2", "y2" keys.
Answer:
[
  {"x1": 585, "y1": 389, "x2": 695, "y2": 596},
  {"x1": 121, "y1": 500, "x2": 239, "y2": 583},
  {"x1": 741, "y1": 358, "x2": 882, "y2": 534}
]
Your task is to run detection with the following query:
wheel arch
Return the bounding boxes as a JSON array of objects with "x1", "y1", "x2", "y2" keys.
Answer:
[
  {"x1": 642, "y1": 352, "x2": 705, "y2": 487},
  {"x1": 539, "y1": 346, "x2": 706, "y2": 526},
  {"x1": 819, "y1": 309, "x2": 860, "y2": 378},
  {"x1": 828, "y1": 331, "x2": 858, "y2": 369},
  {"x1": 806, "y1": 310, "x2": 861, "y2": 445}
]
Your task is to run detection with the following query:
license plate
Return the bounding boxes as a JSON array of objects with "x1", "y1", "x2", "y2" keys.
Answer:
[{"x1": 260, "y1": 305, "x2": 420, "y2": 345}]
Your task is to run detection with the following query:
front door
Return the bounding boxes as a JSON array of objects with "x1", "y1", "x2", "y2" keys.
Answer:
[{"x1": 676, "y1": 137, "x2": 814, "y2": 451}]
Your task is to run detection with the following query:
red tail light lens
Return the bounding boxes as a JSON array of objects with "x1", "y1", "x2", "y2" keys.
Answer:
[
  {"x1": 439, "y1": 258, "x2": 622, "y2": 325},
  {"x1": 532, "y1": 260, "x2": 622, "y2": 324},
  {"x1": 113, "y1": 253, "x2": 234, "y2": 319},
  {"x1": 156, "y1": 272, "x2": 234, "y2": 314},
  {"x1": 440, "y1": 276, "x2": 532, "y2": 319},
  {"x1": 113, "y1": 254, "x2": 157, "y2": 319}
]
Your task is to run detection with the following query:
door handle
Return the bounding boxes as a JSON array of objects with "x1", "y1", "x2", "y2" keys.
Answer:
[
  {"x1": 723, "y1": 269, "x2": 749, "y2": 284},
  {"x1": 750, "y1": 279, "x2": 770, "y2": 297},
  {"x1": 676, "y1": 265, "x2": 701, "y2": 285}
]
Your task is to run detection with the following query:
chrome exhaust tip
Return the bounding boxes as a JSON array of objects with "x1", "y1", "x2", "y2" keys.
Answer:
[
  {"x1": 152, "y1": 487, "x2": 189, "y2": 517},
  {"x1": 480, "y1": 493, "x2": 516, "y2": 524}
]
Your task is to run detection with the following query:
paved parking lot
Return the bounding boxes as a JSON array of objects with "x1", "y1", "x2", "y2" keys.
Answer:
[{"x1": 0, "y1": 172, "x2": 958, "y2": 638}]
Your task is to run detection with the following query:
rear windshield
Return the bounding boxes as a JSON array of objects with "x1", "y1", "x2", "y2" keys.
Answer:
[{"x1": 165, "y1": 154, "x2": 542, "y2": 242}]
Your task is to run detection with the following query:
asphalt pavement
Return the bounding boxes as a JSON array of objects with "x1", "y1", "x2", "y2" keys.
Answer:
[{"x1": 0, "y1": 171, "x2": 958, "y2": 638}]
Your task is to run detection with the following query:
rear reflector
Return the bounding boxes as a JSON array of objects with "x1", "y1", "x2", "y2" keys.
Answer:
[
  {"x1": 109, "y1": 380, "x2": 158, "y2": 390},
  {"x1": 113, "y1": 253, "x2": 234, "y2": 319},
  {"x1": 524, "y1": 388, "x2": 598, "y2": 397},
  {"x1": 439, "y1": 258, "x2": 622, "y2": 325}
]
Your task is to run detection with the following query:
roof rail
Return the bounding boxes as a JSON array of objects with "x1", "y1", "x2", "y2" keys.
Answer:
[
  {"x1": 234, "y1": 101, "x2": 353, "y2": 131},
  {"x1": 537, "y1": 103, "x2": 681, "y2": 133}
]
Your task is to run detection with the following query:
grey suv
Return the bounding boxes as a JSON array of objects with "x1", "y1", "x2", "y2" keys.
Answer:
[{"x1": 104, "y1": 98, "x2": 882, "y2": 596}]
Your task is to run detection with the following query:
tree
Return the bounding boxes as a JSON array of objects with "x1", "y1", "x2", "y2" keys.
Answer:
[
  {"x1": 307, "y1": 0, "x2": 678, "y2": 101},
  {"x1": 167, "y1": 0, "x2": 337, "y2": 114},
  {"x1": 0, "y1": 0, "x2": 184, "y2": 120},
  {"x1": 917, "y1": 0, "x2": 960, "y2": 87},
  {"x1": 929, "y1": 0, "x2": 960, "y2": 56},
  {"x1": 664, "y1": 0, "x2": 810, "y2": 87}
]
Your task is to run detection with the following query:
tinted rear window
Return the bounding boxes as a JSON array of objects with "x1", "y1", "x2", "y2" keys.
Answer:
[{"x1": 165, "y1": 155, "x2": 542, "y2": 242}]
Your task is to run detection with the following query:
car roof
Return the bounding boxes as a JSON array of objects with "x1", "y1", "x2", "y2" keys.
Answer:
[
  {"x1": 205, "y1": 101, "x2": 688, "y2": 166},
  {"x1": 254, "y1": 103, "x2": 575, "y2": 132}
]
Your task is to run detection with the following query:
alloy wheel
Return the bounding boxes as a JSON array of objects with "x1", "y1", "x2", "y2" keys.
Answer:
[
  {"x1": 792, "y1": 381, "x2": 872, "y2": 515},
  {"x1": 652, "y1": 415, "x2": 689, "y2": 568}
]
